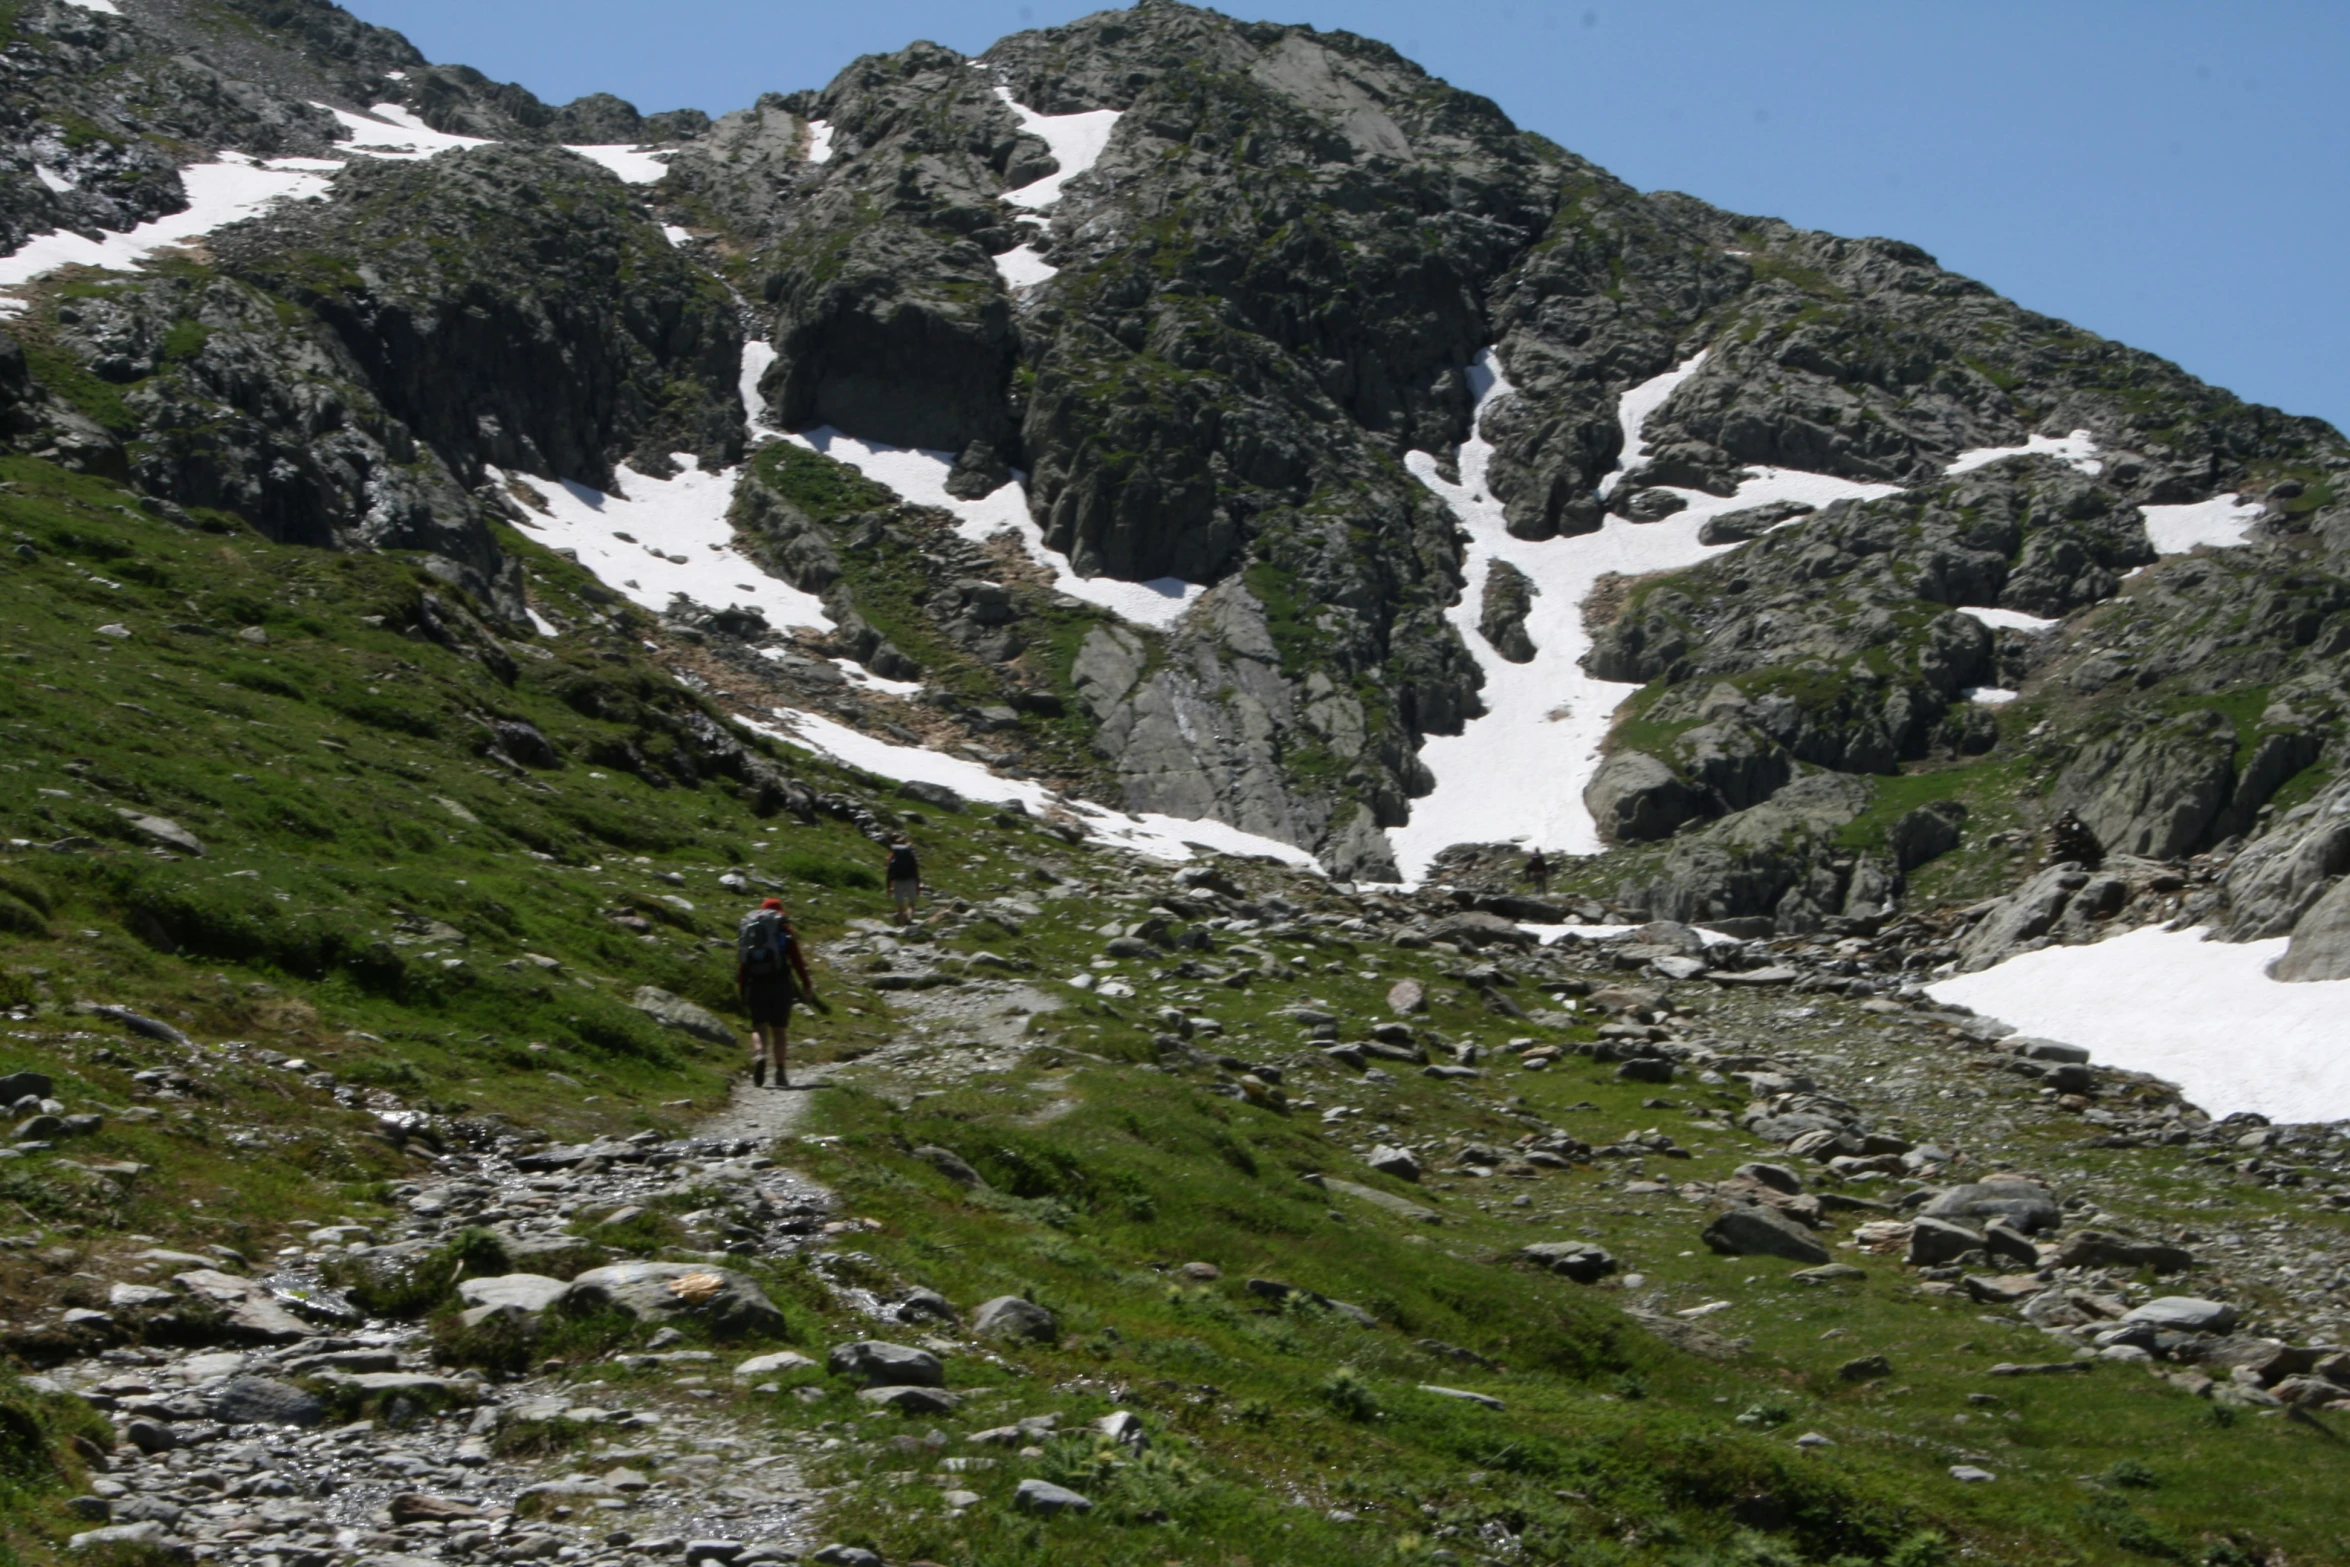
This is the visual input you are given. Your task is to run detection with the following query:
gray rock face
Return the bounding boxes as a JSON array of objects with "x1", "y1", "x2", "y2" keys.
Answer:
[
  {"x1": 1616, "y1": 772, "x2": 1877, "y2": 933},
  {"x1": 969, "y1": 1296, "x2": 1058, "y2": 1344},
  {"x1": 630, "y1": 987, "x2": 737, "y2": 1047},
  {"x1": 2216, "y1": 779, "x2": 2350, "y2": 944},
  {"x1": 2050, "y1": 710, "x2": 2238, "y2": 861},
  {"x1": 2272, "y1": 874, "x2": 2350, "y2": 982},
  {"x1": 1956, "y1": 866, "x2": 2091, "y2": 972},
  {"x1": 1888, "y1": 800, "x2": 1967, "y2": 871},
  {"x1": 563, "y1": 1263, "x2": 786, "y2": 1338},
  {"x1": 826, "y1": 1340, "x2": 944, "y2": 1388},
  {"x1": 1701, "y1": 1206, "x2": 1831, "y2": 1265},
  {"x1": 1478, "y1": 559, "x2": 1538, "y2": 663}
]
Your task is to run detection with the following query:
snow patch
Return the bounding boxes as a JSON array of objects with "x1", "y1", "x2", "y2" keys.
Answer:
[
  {"x1": 995, "y1": 89, "x2": 1122, "y2": 210},
  {"x1": 565, "y1": 144, "x2": 671, "y2": 184},
  {"x1": 59, "y1": 0, "x2": 119, "y2": 12},
  {"x1": 803, "y1": 119, "x2": 835, "y2": 165},
  {"x1": 1966, "y1": 687, "x2": 2019, "y2": 706},
  {"x1": 739, "y1": 339, "x2": 778, "y2": 434},
  {"x1": 991, "y1": 243, "x2": 1058, "y2": 288},
  {"x1": 742, "y1": 707, "x2": 1319, "y2": 869},
  {"x1": 1946, "y1": 429, "x2": 2102, "y2": 477},
  {"x1": 1388, "y1": 350, "x2": 1901, "y2": 883},
  {"x1": 33, "y1": 166, "x2": 71, "y2": 193},
  {"x1": 788, "y1": 427, "x2": 1205, "y2": 629},
  {"x1": 825, "y1": 657, "x2": 923, "y2": 696},
  {"x1": 1956, "y1": 605, "x2": 2060, "y2": 635},
  {"x1": 660, "y1": 225, "x2": 693, "y2": 248},
  {"x1": 525, "y1": 607, "x2": 561, "y2": 638},
  {"x1": 0, "y1": 153, "x2": 332, "y2": 299},
  {"x1": 2142, "y1": 494, "x2": 2264, "y2": 555},
  {"x1": 1928, "y1": 924, "x2": 2350, "y2": 1123},
  {"x1": 500, "y1": 460, "x2": 831, "y2": 638},
  {"x1": 341, "y1": 103, "x2": 489, "y2": 157},
  {"x1": 1596, "y1": 351, "x2": 1707, "y2": 498}
]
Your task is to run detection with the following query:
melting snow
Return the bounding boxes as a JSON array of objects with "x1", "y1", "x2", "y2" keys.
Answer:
[
  {"x1": 60, "y1": 0, "x2": 119, "y2": 12},
  {"x1": 994, "y1": 89, "x2": 1121, "y2": 210},
  {"x1": 2142, "y1": 495, "x2": 2264, "y2": 554},
  {"x1": 661, "y1": 225, "x2": 693, "y2": 248},
  {"x1": 501, "y1": 460, "x2": 831, "y2": 638},
  {"x1": 1388, "y1": 350, "x2": 1901, "y2": 883},
  {"x1": 33, "y1": 166, "x2": 72, "y2": 193},
  {"x1": 0, "y1": 153, "x2": 332, "y2": 300},
  {"x1": 1596, "y1": 351, "x2": 1707, "y2": 498},
  {"x1": 991, "y1": 243, "x2": 1058, "y2": 289},
  {"x1": 1928, "y1": 925, "x2": 2350, "y2": 1123},
  {"x1": 1966, "y1": 687, "x2": 2020, "y2": 706},
  {"x1": 803, "y1": 119, "x2": 835, "y2": 165},
  {"x1": 742, "y1": 708, "x2": 1318, "y2": 869},
  {"x1": 564, "y1": 144, "x2": 671, "y2": 184},
  {"x1": 327, "y1": 103, "x2": 490, "y2": 159},
  {"x1": 788, "y1": 428, "x2": 1205, "y2": 629},
  {"x1": 1946, "y1": 429, "x2": 2102, "y2": 477},
  {"x1": 1956, "y1": 605, "x2": 2060, "y2": 635}
]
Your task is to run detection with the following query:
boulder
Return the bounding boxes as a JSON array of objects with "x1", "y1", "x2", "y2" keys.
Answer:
[
  {"x1": 630, "y1": 987, "x2": 736, "y2": 1047},
  {"x1": 1905, "y1": 1217, "x2": 1985, "y2": 1267},
  {"x1": 1702, "y1": 1206, "x2": 1831, "y2": 1265},
  {"x1": 1920, "y1": 1180, "x2": 2061, "y2": 1235},
  {"x1": 562, "y1": 1263, "x2": 785, "y2": 1338},
  {"x1": 857, "y1": 1384, "x2": 959, "y2": 1414},
  {"x1": 457, "y1": 1275, "x2": 569, "y2": 1314},
  {"x1": 2120, "y1": 1297, "x2": 2238, "y2": 1335},
  {"x1": 825, "y1": 1340, "x2": 944, "y2": 1388},
  {"x1": 734, "y1": 1351, "x2": 817, "y2": 1379},
  {"x1": 2046, "y1": 1231, "x2": 2195, "y2": 1275},
  {"x1": 1365, "y1": 1145, "x2": 1422, "y2": 1181},
  {"x1": 1428, "y1": 911, "x2": 1535, "y2": 950},
  {"x1": 1520, "y1": 1242, "x2": 1616, "y2": 1283},
  {"x1": 207, "y1": 1375, "x2": 326, "y2": 1427},
  {"x1": 1585, "y1": 751, "x2": 1708, "y2": 844},
  {"x1": 1888, "y1": 801, "x2": 1967, "y2": 871},
  {"x1": 1013, "y1": 1478, "x2": 1093, "y2": 1516},
  {"x1": 970, "y1": 1296, "x2": 1058, "y2": 1344},
  {"x1": 2049, "y1": 709, "x2": 2236, "y2": 861},
  {"x1": 70, "y1": 1522, "x2": 183, "y2": 1556},
  {"x1": 913, "y1": 1145, "x2": 986, "y2": 1187}
]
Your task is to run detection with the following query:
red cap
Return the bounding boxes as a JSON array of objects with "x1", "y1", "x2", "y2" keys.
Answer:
[{"x1": 762, "y1": 897, "x2": 783, "y2": 910}]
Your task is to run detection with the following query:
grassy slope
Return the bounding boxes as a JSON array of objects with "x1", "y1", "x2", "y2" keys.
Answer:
[{"x1": 0, "y1": 452, "x2": 2344, "y2": 1566}]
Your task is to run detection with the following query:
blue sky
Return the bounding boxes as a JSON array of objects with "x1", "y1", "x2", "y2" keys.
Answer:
[{"x1": 352, "y1": 1, "x2": 2350, "y2": 434}]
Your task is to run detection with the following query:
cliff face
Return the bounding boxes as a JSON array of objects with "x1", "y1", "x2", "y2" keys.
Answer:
[{"x1": 2, "y1": 0, "x2": 2346, "y2": 934}]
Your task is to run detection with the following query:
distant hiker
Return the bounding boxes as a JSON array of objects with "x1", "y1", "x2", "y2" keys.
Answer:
[
  {"x1": 886, "y1": 834, "x2": 922, "y2": 924},
  {"x1": 736, "y1": 897, "x2": 816, "y2": 1089},
  {"x1": 1524, "y1": 848, "x2": 1551, "y2": 895}
]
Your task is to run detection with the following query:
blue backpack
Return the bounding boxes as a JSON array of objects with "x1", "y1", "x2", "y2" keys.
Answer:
[{"x1": 737, "y1": 910, "x2": 796, "y2": 981}]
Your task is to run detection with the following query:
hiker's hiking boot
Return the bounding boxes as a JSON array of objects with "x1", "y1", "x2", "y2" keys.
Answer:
[{"x1": 752, "y1": 1057, "x2": 766, "y2": 1088}]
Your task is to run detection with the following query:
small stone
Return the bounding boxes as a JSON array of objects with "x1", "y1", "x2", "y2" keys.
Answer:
[
  {"x1": 733, "y1": 1351, "x2": 816, "y2": 1379},
  {"x1": 1386, "y1": 978, "x2": 1426, "y2": 1014},
  {"x1": 858, "y1": 1384, "x2": 959, "y2": 1414},
  {"x1": 1949, "y1": 1465, "x2": 1996, "y2": 1483},
  {"x1": 391, "y1": 1494, "x2": 481, "y2": 1524},
  {"x1": 809, "y1": 1548, "x2": 882, "y2": 1567},
  {"x1": 1790, "y1": 1264, "x2": 1867, "y2": 1285},
  {"x1": 1837, "y1": 1355, "x2": 1892, "y2": 1383},
  {"x1": 1418, "y1": 1384, "x2": 1504, "y2": 1410},
  {"x1": 207, "y1": 1374, "x2": 326, "y2": 1427},
  {"x1": 69, "y1": 1522, "x2": 179, "y2": 1555}
]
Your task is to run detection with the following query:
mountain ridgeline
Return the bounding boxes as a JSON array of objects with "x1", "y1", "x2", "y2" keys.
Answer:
[{"x1": 3, "y1": 0, "x2": 2348, "y2": 960}]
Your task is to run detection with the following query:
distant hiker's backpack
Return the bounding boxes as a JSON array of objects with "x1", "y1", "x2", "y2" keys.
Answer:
[
  {"x1": 888, "y1": 845, "x2": 919, "y2": 881},
  {"x1": 737, "y1": 910, "x2": 796, "y2": 981}
]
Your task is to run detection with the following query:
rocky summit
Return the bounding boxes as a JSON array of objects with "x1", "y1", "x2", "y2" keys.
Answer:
[{"x1": 0, "y1": 3, "x2": 2346, "y2": 1566}]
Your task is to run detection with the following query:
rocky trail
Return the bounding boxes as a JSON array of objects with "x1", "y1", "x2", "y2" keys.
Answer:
[{"x1": 25, "y1": 1075, "x2": 848, "y2": 1567}]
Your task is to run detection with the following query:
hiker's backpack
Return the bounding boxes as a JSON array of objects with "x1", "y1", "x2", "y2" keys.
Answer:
[{"x1": 737, "y1": 910, "x2": 795, "y2": 980}]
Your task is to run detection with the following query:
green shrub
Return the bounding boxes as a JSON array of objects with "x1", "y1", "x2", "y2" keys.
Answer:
[
  {"x1": 0, "y1": 869, "x2": 54, "y2": 915},
  {"x1": 1320, "y1": 1365, "x2": 1379, "y2": 1421},
  {"x1": 0, "y1": 893, "x2": 46, "y2": 938}
]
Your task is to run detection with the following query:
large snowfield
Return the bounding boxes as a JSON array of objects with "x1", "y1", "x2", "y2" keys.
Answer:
[
  {"x1": 1929, "y1": 926, "x2": 2350, "y2": 1123},
  {"x1": 1386, "y1": 351, "x2": 1901, "y2": 881}
]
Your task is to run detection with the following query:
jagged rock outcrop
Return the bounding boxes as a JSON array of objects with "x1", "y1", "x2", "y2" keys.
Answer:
[{"x1": 214, "y1": 145, "x2": 744, "y2": 489}]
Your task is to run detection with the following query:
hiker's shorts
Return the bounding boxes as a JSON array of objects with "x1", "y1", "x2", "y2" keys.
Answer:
[{"x1": 743, "y1": 979, "x2": 796, "y2": 1028}]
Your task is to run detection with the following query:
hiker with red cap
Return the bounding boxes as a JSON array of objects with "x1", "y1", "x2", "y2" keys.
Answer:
[{"x1": 736, "y1": 896, "x2": 817, "y2": 1089}]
